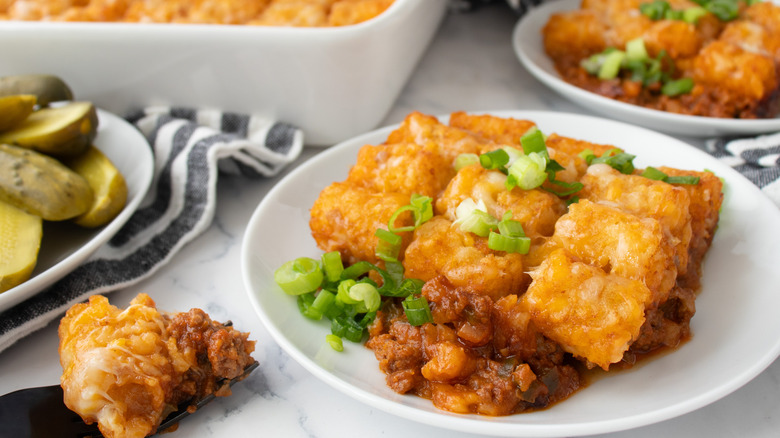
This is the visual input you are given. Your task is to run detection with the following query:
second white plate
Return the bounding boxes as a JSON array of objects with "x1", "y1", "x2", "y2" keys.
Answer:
[
  {"x1": 512, "y1": 0, "x2": 780, "y2": 137},
  {"x1": 241, "y1": 111, "x2": 780, "y2": 437}
]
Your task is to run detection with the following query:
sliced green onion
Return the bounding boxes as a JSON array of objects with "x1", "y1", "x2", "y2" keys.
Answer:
[
  {"x1": 336, "y1": 279, "x2": 359, "y2": 305},
  {"x1": 666, "y1": 175, "x2": 700, "y2": 185},
  {"x1": 640, "y1": 0, "x2": 671, "y2": 20},
  {"x1": 326, "y1": 334, "x2": 344, "y2": 352},
  {"x1": 402, "y1": 295, "x2": 433, "y2": 326},
  {"x1": 662, "y1": 77, "x2": 694, "y2": 96},
  {"x1": 331, "y1": 316, "x2": 364, "y2": 343},
  {"x1": 274, "y1": 257, "x2": 324, "y2": 295},
  {"x1": 488, "y1": 231, "x2": 531, "y2": 254},
  {"x1": 479, "y1": 148, "x2": 510, "y2": 170},
  {"x1": 502, "y1": 146, "x2": 524, "y2": 166},
  {"x1": 626, "y1": 38, "x2": 649, "y2": 62},
  {"x1": 664, "y1": 8, "x2": 684, "y2": 19},
  {"x1": 375, "y1": 228, "x2": 402, "y2": 262},
  {"x1": 598, "y1": 50, "x2": 626, "y2": 80},
  {"x1": 506, "y1": 152, "x2": 548, "y2": 190},
  {"x1": 383, "y1": 260, "x2": 405, "y2": 292},
  {"x1": 348, "y1": 282, "x2": 381, "y2": 313},
  {"x1": 683, "y1": 6, "x2": 708, "y2": 23},
  {"x1": 321, "y1": 251, "x2": 344, "y2": 283},
  {"x1": 581, "y1": 52, "x2": 606, "y2": 75},
  {"x1": 543, "y1": 179, "x2": 585, "y2": 197},
  {"x1": 706, "y1": 0, "x2": 739, "y2": 21},
  {"x1": 394, "y1": 278, "x2": 425, "y2": 299},
  {"x1": 641, "y1": 166, "x2": 668, "y2": 180},
  {"x1": 624, "y1": 59, "x2": 648, "y2": 83},
  {"x1": 520, "y1": 127, "x2": 547, "y2": 155},
  {"x1": 590, "y1": 151, "x2": 636, "y2": 174},
  {"x1": 497, "y1": 215, "x2": 526, "y2": 237},
  {"x1": 459, "y1": 209, "x2": 499, "y2": 237},
  {"x1": 455, "y1": 153, "x2": 479, "y2": 171},
  {"x1": 579, "y1": 149, "x2": 595, "y2": 161},
  {"x1": 453, "y1": 198, "x2": 499, "y2": 237},
  {"x1": 388, "y1": 194, "x2": 433, "y2": 233},
  {"x1": 410, "y1": 194, "x2": 433, "y2": 225}
]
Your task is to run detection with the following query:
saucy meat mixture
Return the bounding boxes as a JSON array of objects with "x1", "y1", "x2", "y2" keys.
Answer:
[
  {"x1": 0, "y1": 0, "x2": 394, "y2": 26},
  {"x1": 58, "y1": 293, "x2": 256, "y2": 438},
  {"x1": 309, "y1": 111, "x2": 723, "y2": 415},
  {"x1": 543, "y1": 0, "x2": 780, "y2": 118}
]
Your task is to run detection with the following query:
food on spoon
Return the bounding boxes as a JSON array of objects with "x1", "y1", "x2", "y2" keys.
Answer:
[
  {"x1": 276, "y1": 111, "x2": 723, "y2": 415},
  {"x1": 0, "y1": 95, "x2": 37, "y2": 132},
  {"x1": 542, "y1": 0, "x2": 780, "y2": 118},
  {"x1": 0, "y1": 101, "x2": 98, "y2": 157},
  {"x1": 0, "y1": 74, "x2": 73, "y2": 107},
  {"x1": 63, "y1": 145, "x2": 128, "y2": 228},
  {"x1": 0, "y1": 0, "x2": 395, "y2": 27},
  {"x1": 59, "y1": 293, "x2": 257, "y2": 438},
  {"x1": 0, "y1": 143, "x2": 93, "y2": 221},
  {"x1": 0, "y1": 200, "x2": 42, "y2": 293}
]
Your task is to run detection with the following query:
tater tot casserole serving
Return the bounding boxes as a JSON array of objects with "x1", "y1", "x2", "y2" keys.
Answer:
[
  {"x1": 270, "y1": 111, "x2": 724, "y2": 415},
  {"x1": 542, "y1": 0, "x2": 780, "y2": 119}
]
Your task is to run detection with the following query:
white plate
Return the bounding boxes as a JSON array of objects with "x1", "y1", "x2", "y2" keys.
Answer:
[
  {"x1": 512, "y1": 0, "x2": 780, "y2": 137},
  {"x1": 241, "y1": 111, "x2": 780, "y2": 437},
  {"x1": 0, "y1": 109, "x2": 154, "y2": 312}
]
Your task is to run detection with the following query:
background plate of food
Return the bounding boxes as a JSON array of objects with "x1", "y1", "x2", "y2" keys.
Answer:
[
  {"x1": 241, "y1": 110, "x2": 780, "y2": 437},
  {"x1": 0, "y1": 107, "x2": 154, "y2": 312},
  {"x1": 513, "y1": 0, "x2": 780, "y2": 137}
]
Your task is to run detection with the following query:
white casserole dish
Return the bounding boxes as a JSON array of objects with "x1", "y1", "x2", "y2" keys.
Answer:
[{"x1": 0, "y1": 0, "x2": 447, "y2": 146}]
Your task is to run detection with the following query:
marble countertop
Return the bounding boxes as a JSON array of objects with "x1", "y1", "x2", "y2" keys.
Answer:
[{"x1": 1, "y1": 3, "x2": 778, "y2": 438}]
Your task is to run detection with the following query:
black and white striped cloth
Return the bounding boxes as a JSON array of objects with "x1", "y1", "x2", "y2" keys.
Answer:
[
  {"x1": 0, "y1": 107, "x2": 303, "y2": 353},
  {"x1": 707, "y1": 133, "x2": 780, "y2": 208}
]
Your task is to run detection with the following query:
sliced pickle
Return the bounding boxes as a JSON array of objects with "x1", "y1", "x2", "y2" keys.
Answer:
[
  {"x1": 0, "y1": 74, "x2": 73, "y2": 107},
  {"x1": 0, "y1": 101, "x2": 98, "y2": 157},
  {"x1": 0, "y1": 200, "x2": 42, "y2": 293},
  {"x1": 63, "y1": 146, "x2": 128, "y2": 228},
  {"x1": 0, "y1": 143, "x2": 93, "y2": 221}
]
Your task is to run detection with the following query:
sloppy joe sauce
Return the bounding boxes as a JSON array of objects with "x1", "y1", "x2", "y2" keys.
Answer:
[
  {"x1": 553, "y1": 60, "x2": 780, "y2": 120},
  {"x1": 365, "y1": 275, "x2": 697, "y2": 416}
]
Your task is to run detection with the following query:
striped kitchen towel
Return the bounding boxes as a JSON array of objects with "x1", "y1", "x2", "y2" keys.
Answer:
[
  {"x1": 706, "y1": 132, "x2": 780, "y2": 208},
  {"x1": 0, "y1": 107, "x2": 303, "y2": 353}
]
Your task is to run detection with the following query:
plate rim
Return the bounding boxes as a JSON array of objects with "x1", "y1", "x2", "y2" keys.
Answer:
[
  {"x1": 0, "y1": 108, "x2": 154, "y2": 312},
  {"x1": 512, "y1": 0, "x2": 780, "y2": 137},
  {"x1": 241, "y1": 110, "x2": 780, "y2": 437}
]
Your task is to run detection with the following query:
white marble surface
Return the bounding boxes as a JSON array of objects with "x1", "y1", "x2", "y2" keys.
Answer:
[{"x1": 1, "y1": 3, "x2": 779, "y2": 438}]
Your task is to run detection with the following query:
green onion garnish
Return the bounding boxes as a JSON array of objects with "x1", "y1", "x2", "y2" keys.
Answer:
[
  {"x1": 506, "y1": 152, "x2": 549, "y2": 190},
  {"x1": 402, "y1": 295, "x2": 433, "y2": 326},
  {"x1": 683, "y1": 6, "x2": 708, "y2": 23},
  {"x1": 661, "y1": 77, "x2": 694, "y2": 96},
  {"x1": 326, "y1": 334, "x2": 344, "y2": 352},
  {"x1": 454, "y1": 153, "x2": 480, "y2": 171},
  {"x1": 488, "y1": 232, "x2": 531, "y2": 254},
  {"x1": 348, "y1": 282, "x2": 381, "y2": 313},
  {"x1": 598, "y1": 50, "x2": 626, "y2": 80},
  {"x1": 480, "y1": 148, "x2": 510, "y2": 170},
  {"x1": 375, "y1": 228, "x2": 402, "y2": 262},
  {"x1": 640, "y1": 0, "x2": 671, "y2": 19},
  {"x1": 321, "y1": 251, "x2": 344, "y2": 283},
  {"x1": 387, "y1": 194, "x2": 433, "y2": 233},
  {"x1": 586, "y1": 149, "x2": 637, "y2": 174},
  {"x1": 520, "y1": 127, "x2": 547, "y2": 155},
  {"x1": 706, "y1": 0, "x2": 739, "y2": 21},
  {"x1": 274, "y1": 257, "x2": 324, "y2": 295},
  {"x1": 626, "y1": 38, "x2": 649, "y2": 62},
  {"x1": 641, "y1": 166, "x2": 700, "y2": 184}
]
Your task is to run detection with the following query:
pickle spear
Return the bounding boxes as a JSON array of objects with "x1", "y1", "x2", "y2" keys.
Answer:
[
  {"x1": 0, "y1": 95, "x2": 37, "y2": 132},
  {"x1": 63, "y1": 145, "x2": 128, "y2": 228},
  {"x1": 0, "y1": 200, "x2": 42, "y2": 293},
  {"x1": 0, "y1": 143, "x2": 93, "y2": 221},
  {"x1": 0, "y1": 101, "x2": 98, "y2": 157},
  {"x1": 0, "y1": 74, "x2": 74, "y2": 107}
]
